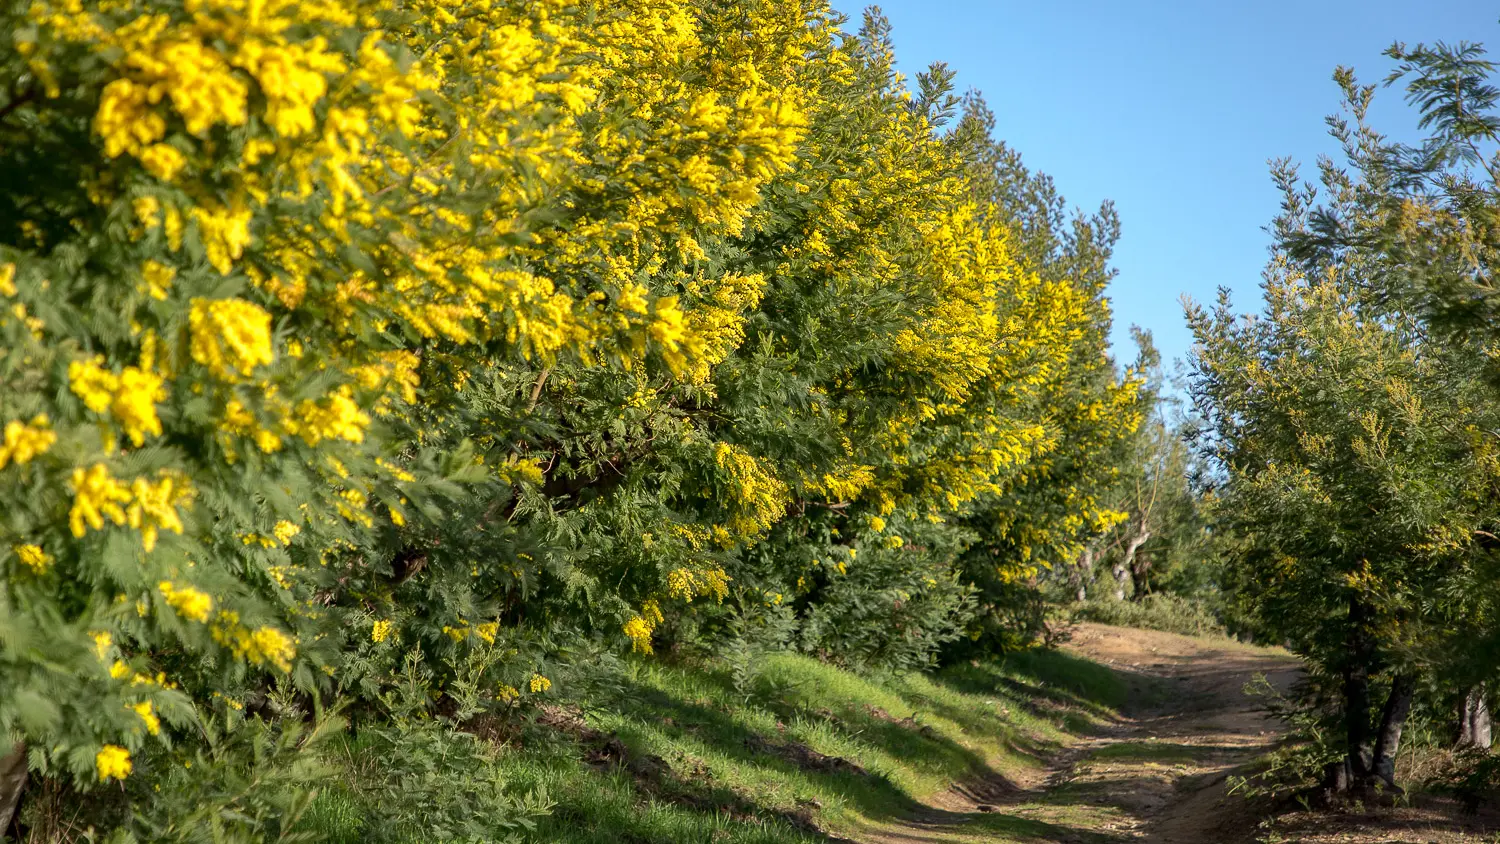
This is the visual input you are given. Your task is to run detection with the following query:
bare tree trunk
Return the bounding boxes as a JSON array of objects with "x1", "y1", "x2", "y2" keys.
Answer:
[
  {"x1": 1459, "y1": 685, "x2": 1492, "y2": 749},
  {"x1": 1073, "y1": 545, "x2": 1094, "y2": 603},
  {"x1": 1114, "y1": 529, "x2": 1150, "y2": 601},
  {"x1": 0, "y1": 741, "x2": 26, "y2": 836},
  {"x1": 1370, "y1": 674, "x2": 1414, "y2": 790}
]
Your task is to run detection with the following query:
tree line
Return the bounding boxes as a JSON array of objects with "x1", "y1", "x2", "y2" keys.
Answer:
[
  {"x1": 1188, "y1": 39, "x2": 1500, "y2": 793},
  {"x1": 0, "y1": 0, "x2": 1145, "y2": 836}
]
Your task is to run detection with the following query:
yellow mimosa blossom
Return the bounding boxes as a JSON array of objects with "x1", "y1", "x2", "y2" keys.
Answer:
[
  {"x1": 126, "y1": 473, "x2": 191, "y2": 551},
  {"x1": 14, "y1": 544, "x2": 51, "y2": 575},
  {"x1": 188, "y1": 298, "x2": 273, "y2": 380},
  {"x1": 141, "y1": 260, "x2": 176, "y2": 300},
  {"x1": 69, "y1": 464, "x2": 132, "y2": 537},
  {"x1": 370, "y1": 619, "x2": 393, "y2": 643},
  {"x1": 288, "y1": 387, "x2": 369, "y2": 446},
  {"x1": 192, "y1": 203, "x2": 254, "y2": 274},
  {"x1": 528, "y1": 673, "x2": 551, "y2": 693},
  {"x1": 713, "y1": 443, "x2": 789, "y2": 538},
  {"x1": 0, "y1": 415, "x2": 55, "y2": 469},
  {"x1": 475, "y1": 621, "x2": 499, "y2": 645},
  {"x1": 210, "y1": 611, "x2": 296, "y2": 671},
  {"x1": 664, "y1": 567, "x2": 731, "y2": 603},
  {"x1": 90, "y1": 630, "x2": 112, "y2": 659},
  {"x1": 68, "y1": 358, "x2": 118, "y2": 414},
  {"x1": 131, "y1": 701, "x2": 160, "y2": 735},
  {"x1": 158, "y1": 581, "x2": 213, "y2": 623},
  {"x1": 272, "y1": 520, "x2": 300, "y2": 545},
  {"x1": 95, "y1": 745, "x2": 132, "y2": 782},
  {"x1": 138, "y1": 142, "x2": 187, "y2": 180},
  {"x1": 112, "y1": 367, "x2": 166, "y2": 446},
  {"x1": 623, "y1": 616, "x2": 654, "y2": 654},
  {"x1": 69, "y1": 359, "x2": 165, "y2": 446}
]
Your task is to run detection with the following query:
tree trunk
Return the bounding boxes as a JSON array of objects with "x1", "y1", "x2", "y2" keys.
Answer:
[
  {"x1": 1459, "y1": 685, "x2": 1492, "y2": 749},
  {"x1": 1119, "y1": 529, "x2": 1151, "y2": 601},
  {"x1": 1322, "y1": 756, "x2": 1351, "y2": 793},
  {"x1": 0, "y1": 741, "x2": 26, "y2": 836},
  {"x1": 1341, "y1": 598, "x2": 1376, "y2": 785},
  {"x1": 1074, "y1": 545, "x2": 1094, "y2": 603},
  {"x1": 1369, "y1": 674, "x2": 1414, "y2": 790}
]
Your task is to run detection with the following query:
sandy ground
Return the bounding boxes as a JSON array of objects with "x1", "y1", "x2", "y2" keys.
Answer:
[{"x1": 1057, "y1": 623, "x2": 1300, "y2": 843}]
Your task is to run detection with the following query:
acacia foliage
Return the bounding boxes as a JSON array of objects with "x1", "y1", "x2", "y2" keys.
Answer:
[
  {"x1": 0, "y1": 0, "x2": 1139, "y2": 812},
  {"x1": 1189, "y1": 50, "x2": 1500, "y2": 789}
]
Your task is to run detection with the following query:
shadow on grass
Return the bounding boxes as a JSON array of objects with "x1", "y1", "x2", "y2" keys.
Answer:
[
  {"x1": 515, "y1": 649, "x2": 1164, "y2": 844},
  {"x1": 932, "y1": 648, "x2": 1141, "y2": 732},
  {"x1": 606, "y1": 677, "x2": 940, "y2": 822},
  {"x1": 541, "y1": 665, "x2": 1128, "y2": 843}
]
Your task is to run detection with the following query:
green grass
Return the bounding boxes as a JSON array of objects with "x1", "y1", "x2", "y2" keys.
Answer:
[
  {"x1": 1071, "y1": 594, "x2": 1227, "y2": 638},
  {"x1": 303, "y1": 647, "x2": 1143, "y2": 844}
]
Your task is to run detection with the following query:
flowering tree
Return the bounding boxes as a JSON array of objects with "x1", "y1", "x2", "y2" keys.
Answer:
[{"x1": 0, "y1": 0, "x2": 1142, "y2": 830}]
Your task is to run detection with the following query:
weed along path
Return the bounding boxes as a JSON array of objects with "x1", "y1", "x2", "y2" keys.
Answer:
[{"x1": 854, "y1": 624, "x2": 1300, "y2": 844}]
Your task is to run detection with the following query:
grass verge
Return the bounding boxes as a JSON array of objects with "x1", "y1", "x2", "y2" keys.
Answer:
[{"x1": 302, "y1": 647, "x2": 1136, "y2": 844}]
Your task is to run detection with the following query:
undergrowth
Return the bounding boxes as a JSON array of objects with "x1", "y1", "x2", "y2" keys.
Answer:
[{"x1": 1071, "y1": 594, "x2": 1226, "y2": 638}]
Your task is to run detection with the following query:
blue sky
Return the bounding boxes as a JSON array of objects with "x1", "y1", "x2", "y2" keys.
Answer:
[{"x1": 826, "y1": 0, "x2": 1498, "y2": 371}]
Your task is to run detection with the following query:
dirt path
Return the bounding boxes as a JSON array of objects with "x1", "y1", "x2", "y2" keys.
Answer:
[
  {"x1": 1047, "y1": 623, "x2": 1301, "y2": 843},
  {"x1": 858, "y1": 623, "x2": 1301, "y2": 844}
]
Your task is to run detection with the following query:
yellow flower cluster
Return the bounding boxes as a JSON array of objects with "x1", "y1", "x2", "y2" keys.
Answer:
[
  {"x1": 158, "y1": 581, "x2": 213, "y2": 623},
  {"x1": 528, "y1": 673, "x2": 551, "y2": 693},
  {"x1": 272, "y1": 520, "x2": 300, "y2": 545},
  {"x1": 68, "y1": 464, "x2": 193, "y2": 550},
  {"x1": 127, "y1": 474, "x2": 190, "y2": 551},
  {"x1": 68, "y1": 464, "x2": 133, "y2": 538},
  {"x1": 712, "y1": 443, "x2": 790, "y2": 538},
  {"x1": 210, "y1": 611, "x2": 296, "y2": 672},
  {"x1": 140, "y1": 260, "x2": 175, "y2": 300},
  {"x1": 350, "y1": 351, "x2": 421, "y2": 415},
  {"x1": 192, "y1": 204, "x2": 255, "y2": 275},
  {"x1": 623, "y1": 599, "x2": 664, "y2": 654},
  {"x1": 475, "y1": 622, "x2": 499, "y2": 645},
  {"x1": 91, "y1": 631, "x2": 113, "y2": 659},
  {"x1": 0, "y1": 415, "x2": 56, "y2": 469},
  {"x1": 287, "y1": 387, "x2": 369, "y2": 446},
  {"x1": 188, "y1": 298, "x2": 273, "y2": 381},
  {"x1": 804, "y1": 463, "x2": 877, "y2": 504},
  {"x1": 664, "y1": 568, "x2": 731, "y2": 603},
  {"x1": 14, "y1": 544, "x2": 52, "y2": 575},
  {"x1": 370, "y1": 619, "x2": 393, "y2": 643},
  {"x1": 219, "y1": 398, "x2": 283, "y2": 455},
  {"x1": 95, "y1": 744, "x2": 132, "y2": 782},
  {"x1": 131, "y1": 700, "x2": 160, "y2": 735},
  {"x1": 68, "y1": 358, "x2": 166, "y2": 447}
]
